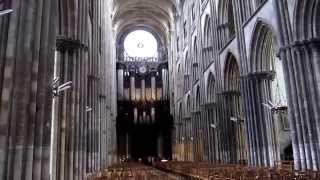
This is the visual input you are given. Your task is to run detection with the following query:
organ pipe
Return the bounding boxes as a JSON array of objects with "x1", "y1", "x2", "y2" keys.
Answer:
[
  {"x1": 151, "y1": 108, "x2": 156, "y2": 124},
  {"x1": 130, "y1": 75, "x2": 135, "y2": 101},
  {"x1": 134, "y1": 108, "x2": 138, "y2": 124},
  {"x1": 142, "y1": 79, "x2": 146, "y2": 101},
  {"x1": 162, "y1": 69, "x2": 166, "y2": 100},
  {"x1": 143, "y1": 111, "x2": 147, "y2": 124},
  {"x1": 151, "y1": 76, "x2": 156, "y2": 101}
]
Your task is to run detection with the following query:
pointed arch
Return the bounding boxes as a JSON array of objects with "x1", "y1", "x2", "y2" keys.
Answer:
[
  {"x1": 177, "y1": 63, "x2": 182, "y2": 81},
  {"x1": 218, "y1": 0, "x2": 236, "y2": 37},
  {"x1": 193, "y1": 36, "x2": 198, "y2": 61},
  {"x1": 178, "y1": 102, "x2": 183, "y2": 120},
  {"x1": 184, "y1": 51, "x2": 189, "y2": 75},
  {"x1": 185, "y1": 94, "x2": 191, "y2": 117},
  {"x1": 203, "y1": 14, "x2": 214, "y2": 69},
  {"x1": 217, "y1": 0, "x2": 236, "y2": 49},
  {"x1": 203, "y1": 15, "x2": 213, "y2": 48},
  {"x1": 192, "y1": 37, "x2": 199, "y2": 81},
  {"x1": 224, "y1": 53, "x2": 240, "y2": 91},
  {"x1": 177, "y1": 101, "x2": 183, "y2": 144},
  {"x1": 186, "y1": 95, "x2": 191, "y2": 111},
  {"x1": 177, "y1": 63, "x2": 183, "y2": 98},
  {"x1": 194, "y1": 85, "x2": 201, "y2": 111},
  {"x1": 222, "y1": 52, "x2": 247, "y2": 163},
  {"x1": 249, "y1": 20, "x2": 278, "y2": 73},
  {"x1": 183, "y1": 51, "x2": 191, "y2": 92},
  {"x1": 207, "y1": 72, "x2": 216, "y2": 103},
  {"x1": 223, "y1": 52, "x2": 248, "y2": 164},
  {"x1": 247, "y1": 21, "x2": 289, "y2": 166}
]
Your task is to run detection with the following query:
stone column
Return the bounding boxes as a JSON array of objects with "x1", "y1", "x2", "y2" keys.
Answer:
[
  {"x1": 162, "y1": 68, "x2": 169, "y2": 100},
  {"x1": 221, "y1": 92, "x2": 234, "y2": 163},
  {"x1": 141, "y1": 78, "x2": 146, "y2": 102},
  {"x1": 241, "y1": 72, "x2": 280, "y2": 167},
  {"x1": 278, "y1": 42, "x2": 320, "y2": 171},
  {"x1": 0, "y1": 0, "x2": 57, "y2": 179},
  {"x1": 274, "y1": 0, "x2": 320, "y2": 171}
]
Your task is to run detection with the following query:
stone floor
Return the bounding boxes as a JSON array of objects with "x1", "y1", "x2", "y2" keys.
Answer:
[{"x1": 87, "y1": 161, "x2": 320, "y2": 180}]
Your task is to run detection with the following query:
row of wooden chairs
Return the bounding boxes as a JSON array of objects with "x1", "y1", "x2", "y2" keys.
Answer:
[
  {"x1": 86, "y1": 163, "x2": 182, "y2": 180},
  {"x1": 155, "y1": 161, "x2": 320, "y2": 180}
]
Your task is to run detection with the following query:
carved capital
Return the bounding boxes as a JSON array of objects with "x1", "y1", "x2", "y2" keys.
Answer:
[{"x1": 56, "y1": 36, "x2": 88, "y2": 52}]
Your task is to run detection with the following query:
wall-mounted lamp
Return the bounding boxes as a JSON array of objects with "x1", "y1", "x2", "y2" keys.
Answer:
[
  {"x1": 230, "y1": 116, "x2": 245, "y2": 123},
  {"x1": 210, "y1": 123, "x2": 217, "y2": 129},
  {"x1": 86, "y1": 106, "x2": 93, "y2": 112},
  {"x1": 52, "y1": 78, "x2": 73, "y2": 97},
  {"x1": 262, "y1": 101, "x2": 287, "y2": 112},
  {"x1": 0, "y1": 9, "x2": 13, "y2": 16}
]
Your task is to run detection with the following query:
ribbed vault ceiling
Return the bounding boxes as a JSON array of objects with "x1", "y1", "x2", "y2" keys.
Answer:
[{"x1": 112, "y1": 0, "x2": 178, "y2": 45}]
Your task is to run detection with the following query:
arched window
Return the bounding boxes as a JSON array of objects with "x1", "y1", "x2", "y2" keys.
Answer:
[
  {"x1": 218, "y1": 0, "x2": 237, "y2": 49},
  {"x1": 177, "y1": 103, "x2": 183, "y2": 149},
  {"x1": 250, "y1": 22, "x2": 287, "y2": 107},
  {"x1": 184, "y1": 51, "x2": 189, "y2": 75},
  {"x1": 248, "y1": 21, "x2": 290, "y2": 166},
  {"x1": 207, "y1": 73, "x2": 216, "y2": 103},
  {"x1": 177, "y1": 64, "x2": 182, "y2": 80},
  {"x1": 224, "y1": 53, "x2": 246, "y2": 163},
  {"x1": 195, "y1": 86, "x2": 201, "y2": 111},
  {"x1": 203, "y1": 15, "x2": 213, "y2": 69},
  {"x1": 178, "y1": 103, "x2": 183, "y2": 123},
  {"x1": 183, "y1": 21, "x2": 187, "y2": 39},
  {"x1": 204, "y1": 16, "x2": 213, "y2": 48},
  {"x1": 184, "y1": 52, "x2": 190, "y2": 92},
  {"x1": 227, "y1": 0, "x2": 235, "y2": 37},
  {"x1": 192, "y1": 37, "x2": 199, "y2": 81},
  {"x1": 176, "y1": 37, "x2": 180, "y2": 52},
  {"x1": 224, "y1": 54, "x2": 240, "y2": 92},
  {"x1": 191, "y1": 3, "x2": 196, "y2": 21},
  {"x1": 177, "y1": 64, "x2": 183, "y2": 98},
  {"x1": 123, "y1": 30, "x2": 158, "y2": 62},
  {"x1": 205, "y1": 72, "x2": 218, "y2": 162},
  {"x1": 186, "y1": 95, "x2": 191, "y2": 117}
]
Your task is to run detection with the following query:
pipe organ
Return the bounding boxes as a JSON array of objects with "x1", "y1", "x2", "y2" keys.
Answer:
[
  {"x1": 116, "y1": 60, "x2": 172, "y2": 161},
  {"x1": 117, "y1": 68, "x2": 169, "y2": 102}
]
